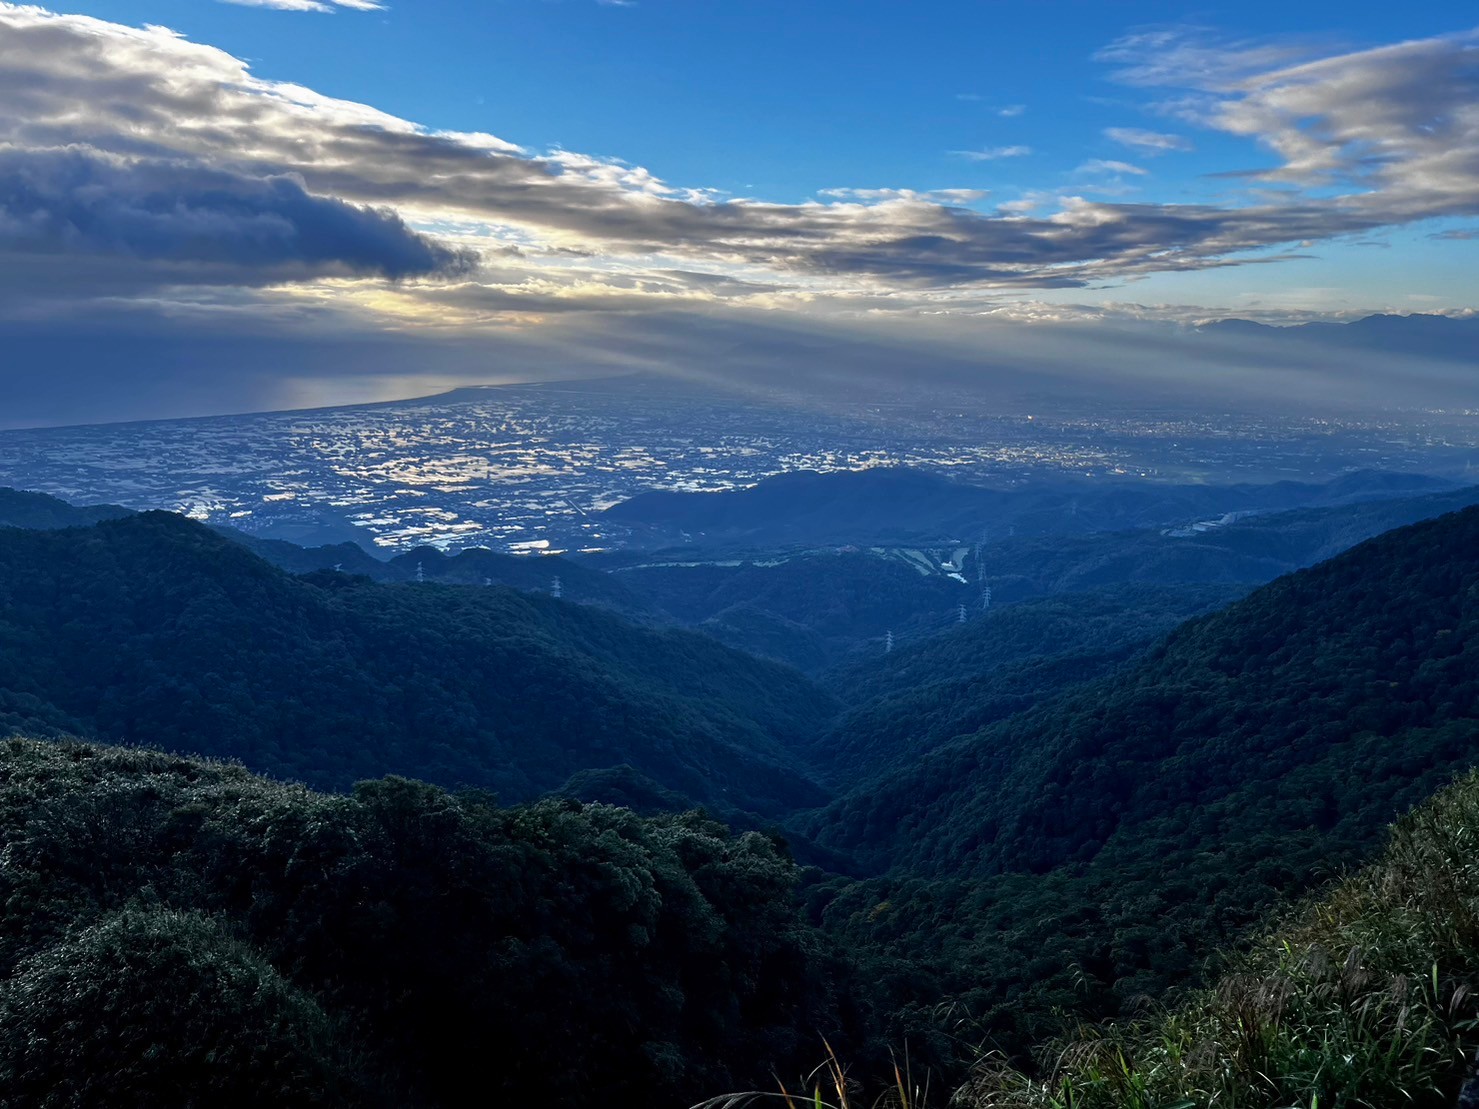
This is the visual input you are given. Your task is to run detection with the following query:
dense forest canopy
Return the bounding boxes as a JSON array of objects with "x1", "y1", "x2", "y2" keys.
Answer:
[
  {"x1": 0, "y1": 512, "x2": 833, "y2": 818},
  {"x1": 4, "y1": 490, "x2": 1479, "y2": 1103},
  {"x1": 0, "y1": 739, "x2": 860, "y2": 1108}
]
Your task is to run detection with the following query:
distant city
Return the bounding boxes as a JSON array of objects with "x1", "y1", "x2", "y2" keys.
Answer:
[{"x1": 1, "y1": 374, "x2": 1476, "y2": 554}]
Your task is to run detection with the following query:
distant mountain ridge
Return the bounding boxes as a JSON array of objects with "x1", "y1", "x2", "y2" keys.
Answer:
[
  {"x1": 603, "y1": 466, "x2": 1459, "y2": 549},
  {"x1": 0, "y1": 487, "x2": 650, "y2": 615},
  {"x1": 1200, "y1": 312, "x2": 1479, "y2": 361}
]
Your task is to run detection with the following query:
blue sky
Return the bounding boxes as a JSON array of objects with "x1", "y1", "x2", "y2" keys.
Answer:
[
  {"x1": 55, "y1": 0, "x2": 1476, "y2": 203},
  {"x1": 1, "y1": 1, "x2": 1477, "y2": 423}
]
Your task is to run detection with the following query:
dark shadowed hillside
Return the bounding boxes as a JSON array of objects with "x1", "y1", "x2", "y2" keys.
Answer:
[
  {"x1": 812, "y1": 503, "x2": 1479, "y2": 877},
  {"x1": 603, "y1": 466, "x2": 1456, "y2": 550},
  {"x1": 599, "y1": 481, "x2": 1479, "y2": 669},
  {"x1": 0, "y1": 513, "x2": 834, "y2": 816},
  {"x1": 795, "y1": 504, "x2": 1479, "y2": 1060},
  {"x1": 0, "y1": 487, "x2": 131, "y2": 530},
  {"x1": 226, "y1": 530, "x2": 647, "y2": 613},
  {"x1": 808, "y1": 583, "x2": 1243, "y2": 784},
  {"x1": 0, "y1": 738, "x2": 859, "y2": 1109}
]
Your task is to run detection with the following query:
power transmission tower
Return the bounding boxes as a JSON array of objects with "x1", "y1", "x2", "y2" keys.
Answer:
[
  {"x1": 981, "y1": 585, "x2": 993, "y2": 611},
  {"x1": 958, "y1": 603, "x2": 967, "y2": 624},
  {"x1": 885, "y1": 630, "x2": 894, "y2": 654},
  {"x1": 415, "y1": 562, "x2": 425, "y2": 583},
  {"x1": 551, "y1": 576, "x2": 562, "y2": 599}
]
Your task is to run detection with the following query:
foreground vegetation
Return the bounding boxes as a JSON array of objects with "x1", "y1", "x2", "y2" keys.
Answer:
[
  {"x1": 958, "y1": 768, "x2": 1479, "y2": 1108},
  {"x1": 0, "y1": 738, "x2": 861, "y2": 1108}
]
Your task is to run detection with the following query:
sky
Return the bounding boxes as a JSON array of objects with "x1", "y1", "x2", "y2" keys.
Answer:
[{"x1": 1, "y1": 0, "x2": 1477, "y2": 426}]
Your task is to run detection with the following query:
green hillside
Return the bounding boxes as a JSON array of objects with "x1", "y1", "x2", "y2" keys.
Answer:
[
  {"x1": 0, "y1": 512, "x2": 834, "y2": 816},
  {"x1": 965, "y1": 768, "x2": 1479, "y2": 1108},
  {"x1": 795, "y1": 505, "x2": 1479, "y2": 1060},
  {"x1": 809, "y1": 584, "x2": 1242, "y2": 787},
  {"x1": 812, "y1": 504, "x2": 1479, "y2": 877},
  {"x1": 0, "y1": 487, "x2": 131, "y2": 530}
]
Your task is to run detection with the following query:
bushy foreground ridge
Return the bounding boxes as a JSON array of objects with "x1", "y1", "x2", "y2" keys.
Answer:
[
  {"x1": 961, "y1": 770, "x2": 1479, "y2": 1109},
  {"x1": 0, "y1": 738, "x2": 859, "y2": 1108}
]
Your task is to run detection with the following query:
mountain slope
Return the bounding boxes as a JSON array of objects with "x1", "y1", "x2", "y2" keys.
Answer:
[
  {"x1": 0, "y1": 513, "x2": 833, "y2": 815},
  {"x1": 794, "y1": 506, "x2": 1479, "y2": 1059},
  {"x1": 0, "y1": 487, "x2": 130, "y2": 530},
  {"x1": 964, "y1": 768, "x2": 1479, "y2": 1108},
  {"x1": 811, "y1": 503, "x2": 1479, "y2": 876},
  {"x1": 807, "y1": 584, "x2": 1242, "y2": 784},
  {"x1": 225, "y1": 530, "x2": 647, "y2": 613}
]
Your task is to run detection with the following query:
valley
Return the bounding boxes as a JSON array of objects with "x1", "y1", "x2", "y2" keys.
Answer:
[{"x1": 5, "y1": 464, "x2": 1479, "y2": 1104}]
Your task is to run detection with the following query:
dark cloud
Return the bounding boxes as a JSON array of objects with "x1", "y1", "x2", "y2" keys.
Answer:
[{"x1": 0, "y1": 146, "x2": 474, "y2": 282}]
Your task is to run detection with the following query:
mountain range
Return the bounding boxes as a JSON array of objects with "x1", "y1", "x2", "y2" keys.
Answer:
[{"x1": 6, "y1": 477, "x2": 1479, "y2": 1102}]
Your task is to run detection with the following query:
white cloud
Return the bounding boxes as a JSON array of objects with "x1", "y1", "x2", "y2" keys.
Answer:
[
  {"x1": 1104, "y1": 127, "x2": 1194, "y2": 153},
  {"x1": 818, "y1": 188, "x2": 988, "y2": 204},
  {"x1": 218, "y1": 0, "x2": 385, "y2": 10},
  {"x1": 1077, "y1": 159, "x2": 1149, "y2": 176},
  {"x1": 952, "y1": 145, "x2": 1033, "y2": 161}
]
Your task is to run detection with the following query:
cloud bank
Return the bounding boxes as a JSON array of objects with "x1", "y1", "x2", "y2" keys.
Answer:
[
  {"x1": 0, "y1": 146, "x2": 472, "y2": 282},
  {"x1": 0, "y1": 6, "x2": 1476, "y2": 425},
  {"x1": 2, "y1": 5, "x2": 1477, "y2": 313}
]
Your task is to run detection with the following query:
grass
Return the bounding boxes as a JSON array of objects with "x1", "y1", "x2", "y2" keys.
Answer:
[
  {"x1": 691, "y1": 1041, "x2": 934, "y2": 1109},
  {"x1": 953, "y1": 769, "x2": 1479, "y2": 1109}
]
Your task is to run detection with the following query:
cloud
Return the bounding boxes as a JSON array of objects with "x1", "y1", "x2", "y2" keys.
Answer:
[
  {"x1": 817, "y1": 187, "x2": 988, "y2": 204},
  {"x1": 1104, "y1": 127, "x2": 1194, "y2": 153},
  {"x1": 0, "y1": 146, "x2": 473, "y2": 283},
  {"x1": 998, "y1": 105, "x2": 1026, "y2": 118},
  {"x1": 952, "y1": 145, "x2": 1032, "y2": 162},
  {"x1": 1100, "y1": 25, "x2": 1479, "y2": 225},
  {"x1": 1076, "y1": 159, "x2": 1149, "y2": 176},
  {"x1": 1096, "y1": 27, "x2": 1315, "y2": 90},
  {"x1": 2, "y1": 3, "x2": 1479, "y2": 328},
  {"x1": 218, "y1": 0, "x2": 384, "y2": 10}
]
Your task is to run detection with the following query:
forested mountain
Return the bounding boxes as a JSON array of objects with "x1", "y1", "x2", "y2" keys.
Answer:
[
  {"x1": 613, "y1": 550, "x2": 974, "y2": 671},
  {"x1": 8, "y1": 486, "x2": 1479, "y2": 1102},
  {"x1": 794, "y1": 504, "x2": 1479, "y2": 1058},
  {"x1": 808, "y1": 584, "x2": 1243, "y2": 783},
  {"x1": 952, "y1": 768, "x2": 1479, "y2": 1108},
  {"x1": 601, "y1": 481, "x2": 1479, "y2": 670},
  {"x1": 813, "y1": 503, "x2": 1479, "y2": 876},
  {"x1": 970, "y1": 482, "x2": 1479, "y2": 603},
  {"x1": 0, "y1": 487, "x2": 130, "y2": 530},
  {"x1": 0, "y1": 513, "x2": 833, "y2": 816},
  {"x1": 13, "y1": 480, "x2": 1478, "y2": 677},
  {"x1": 0, "y1": 739, "x2": 859, "y2": 1109},
  {"x1": 0, "y1": 487, "x2": 651, "y2": 614},
  {"x1": 226, "y1": 530, "x2": 646, "y2": 613}
]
